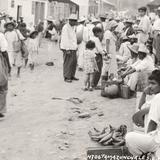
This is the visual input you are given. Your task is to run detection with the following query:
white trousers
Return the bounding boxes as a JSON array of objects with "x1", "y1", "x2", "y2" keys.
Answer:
[
  {"x1": 127, "y1": 72, "x2": 138, "y2": 91},
  {"x1": 125, "y1": 132, "x2": 159, "y2": 157}
]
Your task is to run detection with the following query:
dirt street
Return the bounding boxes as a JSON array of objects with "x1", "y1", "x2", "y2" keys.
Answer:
[{"x1": 0, "y1": 40, "x2": 135, "y2": 160}]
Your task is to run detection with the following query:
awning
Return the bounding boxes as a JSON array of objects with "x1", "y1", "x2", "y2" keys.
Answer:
[
  {"x1": 102, "y1": 0, "x2": 115, "y2": 7},
  {"x1": 48, "y1": 0, "x2": 71, "y2": 3},
  {"x1": 70, "y1": 0, "x2": 89, "y2": 6},
  {"x1": 147, "y1": 0, "x2": 160, "y2": 7}
]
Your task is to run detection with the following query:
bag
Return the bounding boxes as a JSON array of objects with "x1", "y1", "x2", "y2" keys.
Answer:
[
  {"x1": 0, "y1": 53, "x2": 8, "y2": 86},
  {"x1": 21, "y1": 41, "x2": 29, "y2": 58}
]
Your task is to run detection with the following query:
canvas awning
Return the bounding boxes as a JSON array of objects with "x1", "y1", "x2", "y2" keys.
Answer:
[{"x1": 48, "y1": 0, "x2": 71, "y2": 3}]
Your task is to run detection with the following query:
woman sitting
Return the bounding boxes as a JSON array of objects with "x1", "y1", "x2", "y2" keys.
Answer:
[
  {"x1": 121, "y1": 44, "x2": 155, "y2": 92},
  {"x1": 125, "y1": 69, "x2": 160, "y2": 159}
]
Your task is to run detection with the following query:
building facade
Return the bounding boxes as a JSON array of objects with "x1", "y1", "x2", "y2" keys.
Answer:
[
  {"x1": 0, "y1": 0, "x2": 48, "y2": 26},
  {"x1": 48, "y1": 0, "x2": 79, "y2": 21}
]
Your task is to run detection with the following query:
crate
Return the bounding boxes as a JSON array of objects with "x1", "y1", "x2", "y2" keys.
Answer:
[{"x1": 87, "y1": 146, "x2": 134, "y2": 160}]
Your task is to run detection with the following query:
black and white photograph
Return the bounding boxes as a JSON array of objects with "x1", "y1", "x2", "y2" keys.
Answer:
[{"x1": 0, "y1": 0, "x2": 160, "y2": 159}]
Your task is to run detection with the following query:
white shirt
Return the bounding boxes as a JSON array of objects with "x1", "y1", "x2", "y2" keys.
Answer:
[
  {"x1": 116, "y1": 41, "x2": 131, "y2": 63},
  {"x1": 132, "y1": 56, "x2": 155, "y2": 72},
  {"x1": 5, "y1": 29, "x2": 25, "y2": 52},
  {"x1": 153, "y1": 18, "x2": 160, "y2": 31},
  {"x1": 90, "y1": 36, "x2": 104, "y2": 55},
  {"x1": 147, "y1": 93, "x2": 160, "y2": 144},
  {"x1": 115, "y1": 22, "x2": 125, "y2": 33},
  {"x1": 0, "y1": 32, "x2": 8, "y2": 52},
  {"x1": 138, "y1": 15, "x2": 151, "y2": 43},
  {"x1": 104, "y1": 30, "x2": 116, "y2": 54},
  {"x1": 60, "y1": 23, "x2": 77, "y2": 50}
]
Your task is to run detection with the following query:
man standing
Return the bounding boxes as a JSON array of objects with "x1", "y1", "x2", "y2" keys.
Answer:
[
  {"x1": 60, "y1": 14, "x2": 79, "y2": 83},
  {"x1": 153, "y1": 7, "x2": 160, "y2": 66},
  {"x1": 136, "y1": 7, "x2": 151, "y2": 44}
]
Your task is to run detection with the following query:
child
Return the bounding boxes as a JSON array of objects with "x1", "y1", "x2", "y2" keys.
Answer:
[
  {"x1": 83, "y1": 40, "x2": 98, "y2": 91},
  {"x1": 27, "y1": 31, "x2": 38, "y2": 70}
]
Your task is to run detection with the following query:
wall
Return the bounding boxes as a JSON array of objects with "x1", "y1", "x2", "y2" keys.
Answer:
[
  {"x1": 0, "y1": 0, "x2": 8, "y2": 13},
  {"x1": 7, "y1": 0, "x2": 48, "y2": 26}
]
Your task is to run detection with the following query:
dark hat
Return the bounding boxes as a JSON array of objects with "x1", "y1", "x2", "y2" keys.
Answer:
[
  {"x1": 30, "y1": 30, "x2": 38, "y2": 37},
  {"x1": 138, "y1": 7, "x2": 147, "y2": 12},
  {"x1": 4, "y1": 22, "x2": 16, "y2": 28}
]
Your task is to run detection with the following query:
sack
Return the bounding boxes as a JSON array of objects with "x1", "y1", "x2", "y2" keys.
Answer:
[
  {"x1": 13, "y1": 40, "x2": 21, "y2": 52},
  {"x1": 0, "y1": 54, "x2": 8, "y2": 86},
  {"x1": 21, "y1": 41, "x2": 29, "y2": 58}
]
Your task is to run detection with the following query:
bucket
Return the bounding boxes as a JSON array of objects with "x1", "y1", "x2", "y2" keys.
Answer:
[{"x1": 120, "y1": 84, "x2": 130, "y2": 99}]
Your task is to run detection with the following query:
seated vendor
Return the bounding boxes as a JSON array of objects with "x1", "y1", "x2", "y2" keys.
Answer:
[
  {"x1": 125, "y1": 69, "x2": 160, "y2": 158},
  {"x1": 121, "y1": 44, "x2": 155, "y2": 92}
]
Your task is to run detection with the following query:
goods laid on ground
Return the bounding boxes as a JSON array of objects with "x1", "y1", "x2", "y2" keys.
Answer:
[{"x1": 88, "y1": 125, "x2": 127, "y2": 146}]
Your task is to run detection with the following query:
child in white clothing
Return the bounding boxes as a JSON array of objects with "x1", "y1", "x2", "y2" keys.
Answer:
[
  {"x1": 83, "y1": 40, "x2": 98, "y2": 91},
  {"x1": 27, "y1": 31, "x2": 38, "y2": 70}
]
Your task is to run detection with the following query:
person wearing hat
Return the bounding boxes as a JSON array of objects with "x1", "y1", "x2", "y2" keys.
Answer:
[
  {"x1": 122, "y1": 19, "x2": 134, "y2": 38},
  {"x1": 116, "y1": 36, "x2": 131, "y2": 64},
  {"x1": 153, "y1": 7, "x2": 160, "y2": 66},
  {"x1": 98, "y1": 15, "x2": 107, "y2": 32},
  {"x1": 76, "y1": 17, "x2": 89, "y2": 71},
  {"x1": 60, "y1": 14, "x2": 79, "y2": 83},
  {"x1": 27, "y1": 30, "x2": 39, "y2": 70},
  {"x1": 135, "y1": 7, "x2": 151, "y2": 44},
  {"x1": 45, "y1": 17, "x2": 57, "y2": 39},
  {"x1": 101, "y1": 20, "x2": 118, "y2": 81},
  {"x1": 90, "y1": 27, "x2": 105, "y2": 87},
  {"x1": 4, "y1": 21, "x2": 25, "y2": 77},
  {"x1": 121, "y1": 44, "x2": 155, "y2": 92},
  {"x1": 125, "y1": 69, "x2": 160, "y2": 158},
  {"x1": 0, "y1": 29, "x2": 10, "y2": 118}
]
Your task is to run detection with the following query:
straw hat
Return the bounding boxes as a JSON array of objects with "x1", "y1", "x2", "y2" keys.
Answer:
[
  {"x1": 128, "y1": 34, "x2": 137, "y2": 39},
  {"x1": 138, "y1": 44, "x2": 149, "y2": 54},
  {"x1": 128, "y1": 44, "x2": 139, "y2": 54},
  {"x1": 46, "y1": 16, "x2": 54, "y2": 22},
  {"x1": 108, "y1": 20, "x2": 118, "y2": 30},
  {"x1": 91, "y1": 18, "x2": 100, "y2": 24},
  {"x1": 78, "y1": 17, "x2": 86, "y2": 23},
  {"x1": 99, "y1": 14, "x2": 106, "y2": 19},
  {"x1": 125, "y1": 19, "x2": 134, "y2": 24},
  {"x1": 69, "y1": 14, "x2": 77, "y2": 20}
]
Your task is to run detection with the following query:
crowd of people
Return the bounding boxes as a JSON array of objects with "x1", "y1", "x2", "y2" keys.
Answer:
[
  {"x1": 0, "y1": 5, "x2": 160, "y2": 159},
  {"x1": 60, "y1": 6, "x2": 160, "y2": 159}
]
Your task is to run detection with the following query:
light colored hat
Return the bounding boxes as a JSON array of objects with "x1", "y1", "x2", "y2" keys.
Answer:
[
  {"x1": 78, "y1": 17, "x2": 86, "y2": 23},
  {"x1": 46, "y1": 16, "x2": 54, "y2": 22},
  {"x1": 69, "y1": 14, "x2": 78, "y2": 20},
  {"x1": 138, "y1": 44, "x2": 149, "y2": 54},
  {"x1": 128, "y1": 44, "x2": 139, "y2": 54},
  {"x1": 125, "y1": 19, "x2": 134, "y2": 24},
  {"x1": 108, "y1": 20, "x2": 118, "y2": 30},
  {"x1": 91, "y1": 18, "x2": 100, "y2": 23},
  {"x1": 128, "y1": 34, "x2": 137, "y2": 39},
  {"x1": 99, "y1": 14, "x2": 106, "y2": 19}
]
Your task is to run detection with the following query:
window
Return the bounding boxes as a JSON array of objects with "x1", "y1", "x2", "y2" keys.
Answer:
[
  {"x1": 11, "y1": 0, "x2": 15, "y2": 8},
  {"x1": 32, "y1": 1, "x2": 35, "y2": 15}
]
